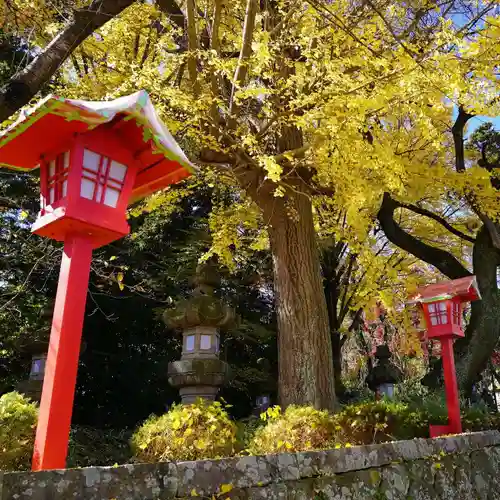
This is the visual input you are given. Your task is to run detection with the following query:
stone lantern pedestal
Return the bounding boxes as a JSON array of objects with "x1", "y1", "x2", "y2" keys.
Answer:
[{"x1": 164, "y1": 260, "x2": 237, "y2": 404}]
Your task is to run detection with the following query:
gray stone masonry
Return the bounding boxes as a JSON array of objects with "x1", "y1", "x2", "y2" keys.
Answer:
[{"x1": 1, "y1": 431, "x2": 500, "y2": 499}]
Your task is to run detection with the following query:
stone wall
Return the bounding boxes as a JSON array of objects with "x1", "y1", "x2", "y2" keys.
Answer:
[{"x1": 2, "y1": 431, "x2": 500, "y2": 499}]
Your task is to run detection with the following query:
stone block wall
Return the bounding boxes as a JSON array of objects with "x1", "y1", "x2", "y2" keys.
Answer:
[{"x1": 2, "y1": 431, "x2": 500, "y2": 499}]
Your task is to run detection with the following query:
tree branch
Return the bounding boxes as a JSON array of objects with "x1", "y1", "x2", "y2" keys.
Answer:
[
  {"x1": 452, "y1": 106, "x2": 474, "y2": 173},
  {"x1": 453, "y1": 106, "x2": 500, "y2": 250},
  {"x1": 397, "y1": 201, "x2": 476, "y2": 243},
  {"x1": 0, "y1": 0, "x2": 135, "y2": 123},
  {"x1": 186, "y1": 0, "x2": 200, "y2": 97},
  {"x1": 377, "y1": 193, "x2": 471, "y2": 279},
  {"x1": 229, "y1": 0, "x2": 259, "y2": 114},
  {"x1": 156, "y1": 0, "x2": 185, "y2": 29}
]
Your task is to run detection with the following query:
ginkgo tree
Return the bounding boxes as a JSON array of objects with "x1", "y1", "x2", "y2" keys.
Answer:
[{"x1": 1, "y1": 0, "x2": 499, "y2": 408}]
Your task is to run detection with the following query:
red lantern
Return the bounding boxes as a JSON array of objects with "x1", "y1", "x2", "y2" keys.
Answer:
[
  {"x1": 409, "y1": 276, "x2": 480, "y2": 438},
  {"x1": 0, "y1": 91, "x2": 193, "y2": 471}
]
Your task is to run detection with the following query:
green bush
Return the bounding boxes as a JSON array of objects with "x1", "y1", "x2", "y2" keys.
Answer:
[
  {"x1": 332, "y1": 400, "x2": 429, "y2": 444},
  {"x1": 247, "y1": 405, "x2": 336, "y2": 455},
  {"x1": 0, "y1": 392, "x2": 38, "y2": 471},
  {"x1": 235, "y1": 415, "x2": 266, "y2": 453},
  {"x1": 131, "y1": 399, "x2": 237, "y2": 462}
]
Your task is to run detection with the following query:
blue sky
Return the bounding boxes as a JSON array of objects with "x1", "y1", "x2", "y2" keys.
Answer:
[
  {"x1": 467, "y1": 115, "x2": 500, "y2": 136},
  {"x1": 451, "y1": 106, "x2": 500, "y2": 137}
]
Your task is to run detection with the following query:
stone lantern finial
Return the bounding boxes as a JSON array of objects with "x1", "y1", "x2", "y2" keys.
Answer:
[{"x1": 164, "y1": 260, "x2": 237, "y2": 404}]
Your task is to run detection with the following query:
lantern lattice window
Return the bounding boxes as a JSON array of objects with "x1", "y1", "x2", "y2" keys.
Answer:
[
  {"x1": 81, "y1": 149, "x2": 127, "y2": 208},
  {"x1": 46, "y1": 151, "x2": 70, "y2": 206},
  {"x1": 452, "y1": 301, "x2": 461, "y2": 325},
  {"x1": 428, "y1": 301, "x2": 448, "y2": 326}
]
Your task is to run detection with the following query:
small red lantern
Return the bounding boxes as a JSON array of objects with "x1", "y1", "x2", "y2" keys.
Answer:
[
  {"x1": 409, "y1": 276, "x2": 480, "y2": 437},
  {"x1": 0, "y1": 91, "x2": 193, "y2": 471}
]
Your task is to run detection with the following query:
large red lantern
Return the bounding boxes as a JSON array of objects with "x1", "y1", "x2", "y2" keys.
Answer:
[
  {"x1": 0, "y1": 91, "x2": 193, "y2": 470},
  {"x1": 409, "y1": 276, "x2": 480, "y2": 437}
]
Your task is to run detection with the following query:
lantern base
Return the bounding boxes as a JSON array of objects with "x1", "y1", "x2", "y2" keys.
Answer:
[
  {"x1": 429, "y1": 422, "x2": 462, "y2": 438},
  {"x1": 32, "y1": 205, "x2": 129, "y2": 248}
]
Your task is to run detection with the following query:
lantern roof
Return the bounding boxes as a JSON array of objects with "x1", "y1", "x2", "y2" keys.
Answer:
[
  {"x1": 408, "y1": 276, "x2": 481, "y2": 304},
  {"x1": 0, "y1": 91, "x2": 194, "y2": 201}
]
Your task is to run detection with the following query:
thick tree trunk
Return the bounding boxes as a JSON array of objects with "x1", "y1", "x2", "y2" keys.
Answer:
[
  {"x1": 456, "y1": 226, "x2": 500, "y2": 390},
  {"x1": 257, "y1": 187, "x2": 336, "y2": 410}
]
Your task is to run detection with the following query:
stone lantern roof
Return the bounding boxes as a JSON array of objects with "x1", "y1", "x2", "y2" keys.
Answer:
[{"x1": 163, "y1": 260, "x2": 238, "y2": 331}]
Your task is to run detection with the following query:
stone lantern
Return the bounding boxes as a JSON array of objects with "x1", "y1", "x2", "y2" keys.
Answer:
[
  {"x1": 163, "y1": 260, "x2": 237, "y2": 403},
  {"x1": 15, "y1": 301, "x2": 53, "y2": 402},
  {"x1": 365, "y1": 344, "x2": 402, "y2": 399},
  {"x1": 16, "y1": 340, "x2": 48, "y2": 403}
]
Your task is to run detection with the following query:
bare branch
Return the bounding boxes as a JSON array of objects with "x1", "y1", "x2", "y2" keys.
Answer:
[
  {"x1": 229, "y1": 0, "x2": 259, "y2": 114},
  {"x1": 0, "y1": 0, "x2": 135, "y2": 123},
  {"x1": 377, "y1": 193, "x2": 471, "y2": 279},
  {"x1": 186, "y1": 0, "x2": 200, "y2": 97},
  {"x1": 397, "y1": 201, "x2": 476, "y2": 243}
]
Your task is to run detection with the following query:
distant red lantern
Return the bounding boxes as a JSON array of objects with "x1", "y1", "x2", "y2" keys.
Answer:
[
  {"x1": 0, "y1": 91, "x2": 193, "y2": 471},
  {"x1": 409, "y1": 276, "x2": 480, "y2": 438}
]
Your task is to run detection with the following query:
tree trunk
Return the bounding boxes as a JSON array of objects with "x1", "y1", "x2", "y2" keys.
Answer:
[
  {"x1": 456, "y1": 226, "x2": 500, "y2": 390},
  {"x1": 257, "y1": 186, "x2": 336, "y2": 410},
  {"x1": 331, "y1": 330, "x2": 345, "y2": 397}
]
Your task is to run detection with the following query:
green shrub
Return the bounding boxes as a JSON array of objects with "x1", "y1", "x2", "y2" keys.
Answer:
[
  {"x1": 235, "y1": 415, "x2": 266, "y2": 453},
  {"x1": 0, "y1": 392, "x2": 38, "y2": 471},
  {"x1": 332, "y1": 400, "x2": 430, "y2": 444},
  {"x1": 131, "y1": 399, "x2": 237, "y2": 462},
  {"x1": 247, "y1": 405, "x2": 336, "y2": 455}
]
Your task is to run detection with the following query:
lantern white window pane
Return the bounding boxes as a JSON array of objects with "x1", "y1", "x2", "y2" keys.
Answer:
[
  {"x1": 378, "y1": 383, "x2": 394, "y2": 398},
  {"x1": 63, "y1": 151, "x2": 70, "y2": 168},
  {"x1": 109, "y1": 160, "x2": 127, "y2": 182},
  {"x1": 103, "y1": 188, "x2": 120, "y2": 208},
  {"x1": 438, "y1": 302, "x2": 446, "y2": 311},
  {"x1": 32, "y1": 360, "x2": 41, "y2": 374},
  {"x1": 49, "y1": 187, "x2": 55, "y2": 204},
  {"x1": 185, "y1": 335, "x2": 195, "y2": 352},
  {"x1": 62, "y1": 180, "x2": 68, "y2": 197},
  {"x1": 83, "y1": 149, "x2": 101, "y2": 172},
  {"x1": 49, "y1": 160, "x2": 55, "y2": 177},
  {"x1": 81, "y1": 178, "x2": 95, "y2": 199},
  {"x1": 428, "y1": 303, "x2": 436, "y2": 312},
  {"x1": 430, "y1": 316, "x2": 438, "y2": 325},
  {"x1": 96, "y1": 184, "x2": 104, "y2": 202},
  {"x1": 200, "y1": 335, "x2": 211, "y2": 349}
]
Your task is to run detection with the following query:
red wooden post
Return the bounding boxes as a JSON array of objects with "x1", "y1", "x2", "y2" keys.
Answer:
[
  {"x1": 32, "y1": 235, "x2": 92, "y2": 470},
  {"x1": 0, "y1": 91, "x2": 193, "y2": 470},
  {"x1": 441, "y1": 337, "x2": 462, "y2": 434},
  {"x1": 429, "y1": 337, "x2": 462, "y2": 437}
]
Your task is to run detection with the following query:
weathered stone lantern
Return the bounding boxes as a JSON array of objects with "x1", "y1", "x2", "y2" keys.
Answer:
[
  {"x1": 163, "y1": 260, "x2": 237, "y2": 403},
  {"x1": 16, "y1": 340, "x2": 48, "y2": 403},
  {"x1": 15, "y1": 301, "x2": 53, "y2": 402},
  {"x1": 365, "y1": 344, "x2": 402, "y2": 399}
]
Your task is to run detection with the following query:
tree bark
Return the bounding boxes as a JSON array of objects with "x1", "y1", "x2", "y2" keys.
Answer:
[
  {"x1": 456, "y1": 226, "x2": 500, "y2": 389},
  {"x1": 257, "y1": 186, "x2": 336, "y2": 410}
]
